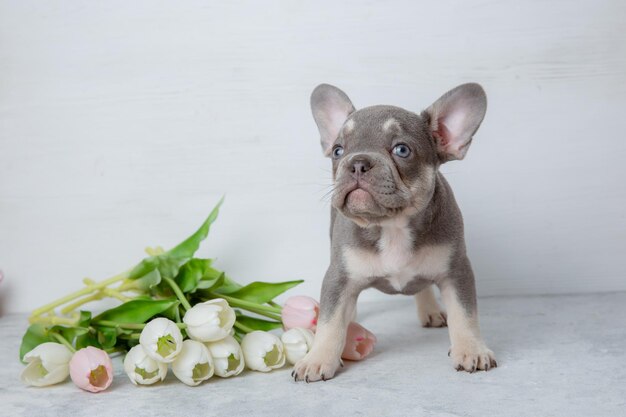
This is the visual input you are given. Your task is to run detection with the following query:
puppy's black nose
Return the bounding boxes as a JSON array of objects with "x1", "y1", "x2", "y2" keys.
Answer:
[{"x1": 351, "y1": 159, "x2": 371, "y2": 174}]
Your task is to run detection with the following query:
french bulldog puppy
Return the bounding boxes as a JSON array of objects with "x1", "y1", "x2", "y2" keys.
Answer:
[{"x1": 292, "y1": 83, "x2": 496, "y2": 382}]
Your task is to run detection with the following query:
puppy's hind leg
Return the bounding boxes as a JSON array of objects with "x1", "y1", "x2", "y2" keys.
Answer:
[{"x1": 415, "y1": 284, "x2": 447, "y2": 328}]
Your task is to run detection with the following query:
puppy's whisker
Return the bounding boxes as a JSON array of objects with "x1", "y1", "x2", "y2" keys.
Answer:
[{"x1": 320, "y1": 183, "x2": 341, "y2": 203}]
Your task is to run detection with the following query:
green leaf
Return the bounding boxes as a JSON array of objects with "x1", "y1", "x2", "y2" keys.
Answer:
[
  {"x1": 72, "y1": 310, "x2": 96, "y2": 349},
  {"x1": 157, "y1": 256, "x2": 186, "y2": 279},
  {"x1": 129, "y1": 256, "x2": 159, "y2": 280},
  {"x1": 49, "y1": 325, "x2": 89, "y2": 345},
  {"x1": 131, "y1": 295, "x2": 155, "y2": 301},
  {"x1": 223, "y1": 280, "x2": 304, "y2": 304},
  {"x1": 97, "y1": 327, "x2": 117, "y2": 349},
  {"x1": 133, "y1": 269, "x2": 162, "y2": 290},
  {"x1": 215, "y1": 274, "x2": 242, "y2": 294},
  {"x1": 167, "y1": 198, "x2": 223, "y2": 259},
  {"x1": 76, "y1": 328, "x2": 102, "y2": 350},
  {"x1": 128, "y1": 199, "x2": 222, "y2": 291},
  {"x1": 236, "y1": 314, "x2": 283, "y2": 331},
  {"x1": 19, "y1": 324, "x2": 54, "y2": 362},
  {"x1": 175, "y1": 258, "x2": 212, "y2": 293},
  {"x1": 195, "y1": 270, "x2": 224, "y2": 292},
  {"x1": 93, "y1": 299, "x2": 179, "y2": 324},
  {"x1": 161, "y1": 302, "x2": 183, "y2": 322},
  {"x1": 78, "y1": 310, "x2": 92, "y2": 326},
  {"x1": 128, "y1": 255, "x2": 185, "y2": 284}
]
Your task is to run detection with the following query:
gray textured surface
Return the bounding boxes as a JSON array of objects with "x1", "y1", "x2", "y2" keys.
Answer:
[{"x1": 2, "y1": 293, "x2": 625, "y2": 417}]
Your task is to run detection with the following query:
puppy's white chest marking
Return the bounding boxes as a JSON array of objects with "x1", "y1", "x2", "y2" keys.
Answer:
[{"x1": 343, "y1": 221, "x2": 452, "y2": 291}]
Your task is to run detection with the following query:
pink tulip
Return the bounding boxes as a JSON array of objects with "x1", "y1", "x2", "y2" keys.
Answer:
[
  {"x1": 69, "y1": 346, "x2": 113, "y2": 392},
  {"x1": 341, "y1": 322, "x2": 377, "y2": 361},
  {"x1": 281, "y1": 296, "x2": 320, "y2": 331}
]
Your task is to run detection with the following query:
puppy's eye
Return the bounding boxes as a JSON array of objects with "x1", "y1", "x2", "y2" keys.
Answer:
[
  {"x1": 392, "y1": 144, "x2": 411, "y2": 158},
  {"x1": 332, "y1": 146, "x2": 344, "y2": 159}
]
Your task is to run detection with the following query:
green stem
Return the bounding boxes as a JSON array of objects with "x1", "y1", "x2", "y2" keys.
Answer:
[
  {"x1": 102, "y1": 288, "x2": 131, "y2": 302},
  {"x1": 63, "y1": 282, "x2": 131, "y2": 308},
  {"x1": 60, "y1": 293, "x2": 103, "y2": 315},
  {"x1": 145, "y1": 246, "x2": 165, "y2": 256},
  {"x1": 163, "y1": 277, "x2": 192, "y2": 311},
  {"x1": 119, "y1": 333, "x2": 141, "y2": 340},
  {"x1": 220, "y1": 297, "x2": 281, "y2": 320},
  {"x1": 233, "y1": 321, "x2": 254, "y2": 334},
  {"x1": 94, "y1": 321, "x2": 145, "y2": 330},
  {"x1": 117, "y1": 279, "x2": 150, "y2": 293},
  {"x1": 50, "y1": 332, "x2": 76, "y2": 353},
  {"x1": 93, "y1": 320, "x2": 187, "y2": 330},
  {"x1": 268, "y1": 301, "x2": 282, "y2": 310},
  {"x1": 31, "y1": 271, "x2": 130, "y2": 317},
  {"x1": 264, "y1": 311, "x2": 282, "y2": 321},
  {"x1": 29, "y1": 314, "x2": 78, "y2": 326},
  {"x1": 59, "y1": 287, "x2": 129, "y2": 315},
  {"x1": 210, "y1": 293, "x2": 282, "y2": 315},
  {"x1": 247, "y1": 310, "x2": 282, "y2": 321}
]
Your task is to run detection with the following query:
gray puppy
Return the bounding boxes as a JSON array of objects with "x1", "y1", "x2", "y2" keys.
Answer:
[{"x1": 292, "y1": 83, "x2": 497, "y2": 382}]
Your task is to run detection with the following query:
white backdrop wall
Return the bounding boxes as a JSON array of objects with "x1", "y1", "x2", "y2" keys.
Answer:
[{"x1": 1, "y1": 0, "x2": 625, "y2": 313}]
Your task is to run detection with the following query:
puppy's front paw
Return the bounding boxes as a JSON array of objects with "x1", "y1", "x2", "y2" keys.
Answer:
[
  {"x1": 418, "y1": 309, "x2": 447, "y2": 328},
  {"x1": 449, "y1": 341, "x2": 497, "y2": 372},
  {"x1": 291, "y1": 351, "x2": 342, "y2": 383}
]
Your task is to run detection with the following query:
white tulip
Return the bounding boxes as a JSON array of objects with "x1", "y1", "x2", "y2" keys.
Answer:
[
  {"x1": 123, "y1": 345, "x2": 168, "y2": 385},
  {"x1": 205, "y1": 335, "x2": 245, "y2": 377},
  {"x1": 139, "y1": 317, "x2": 183, "y2": 363},
  {"x1": 20, "y1": 342, "x2": 73, "y2": 387},
  {"x1": 241, "y1": 331, "x2": 286, "y2": 372},
  {"x1": 172, "y1": 340, "x2": 214, "y2": 386},
  {"x1": 281, "y1": 328, "x2": 314, "y2": 365},
  {"x1": 183, "y1": 298, "x2": 236, "y2": 342}
]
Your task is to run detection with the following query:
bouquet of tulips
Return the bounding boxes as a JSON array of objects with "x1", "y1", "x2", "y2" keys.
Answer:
[{"x1": 18, "y1": 199, "x2": 377, "y2": 391}]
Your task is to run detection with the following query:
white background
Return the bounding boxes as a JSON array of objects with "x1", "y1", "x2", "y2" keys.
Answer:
[{"x1": 1, "y1": 0, "x2": 625, "y2": 313}]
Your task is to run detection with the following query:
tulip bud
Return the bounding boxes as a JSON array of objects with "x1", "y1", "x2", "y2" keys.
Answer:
[
  {"x1": 123, "y1": 345, "x2": 168, "y2": 385},
  {"x1": 20, "y1": 342, "x2": 73, "y2": 387},
  {"x1": 281, "y1": 296, "x2": 319, "y2": 331},
  {"x1": 205, "y1": 335, "x2": 245, "y2": 377},
  {"x1": 241, "y1": 331, "x2": 285, "y2": 372},
  {"x1": 281, "y1": 327, "x2": 314, "y2": 365},
  {"x1": 183, "y1": 299, "x2": 236, "y2": 342},
  {"x1": 341, "y1": 322, "x2": 377, "y2": 361},
  {"x1": 139, "y1": 317, "x2": 183, "y2": 363},
  {"x1": 172, "y1": 340, "x2": 214, "y2": 386},
  {"x1": 69, "y1": 346, "x2": 113, "y2": 392}
]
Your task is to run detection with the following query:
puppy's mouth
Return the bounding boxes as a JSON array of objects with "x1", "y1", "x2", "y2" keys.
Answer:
[
  {"x1": 333, "y1": 180, "x2": 389, "y2": 220},
  {"x1": 345, "y1": 186, "x2": 375, "y2": 211}
]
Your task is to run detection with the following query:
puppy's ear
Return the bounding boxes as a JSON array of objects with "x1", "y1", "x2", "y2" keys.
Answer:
[
  {"x1": 311, "y1": 84, "x2": 355, "y2": 156},
  {"x1": 425, "y1": 83, "x2": 487, "y2": 162}
]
